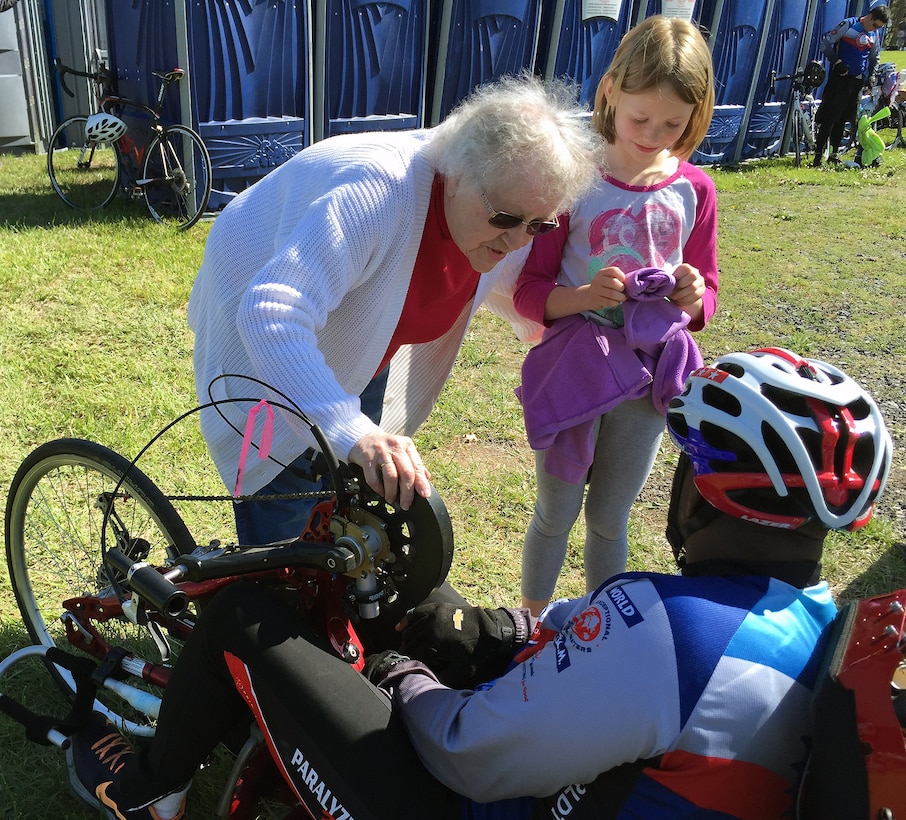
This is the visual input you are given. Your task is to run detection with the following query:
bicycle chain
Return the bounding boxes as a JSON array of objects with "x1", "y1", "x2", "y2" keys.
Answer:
[{"x1": 165, "y1": 490, "x2": 335, "y2": 503}]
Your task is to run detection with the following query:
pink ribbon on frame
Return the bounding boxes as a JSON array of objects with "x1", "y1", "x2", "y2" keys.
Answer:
[{"x1": 234, "y1": 399, "x2": 274, "y2": 498}]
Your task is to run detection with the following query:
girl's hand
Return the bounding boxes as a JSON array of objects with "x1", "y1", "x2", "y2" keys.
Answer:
[
  {"x1": 584, "y1": 266, "x2": 626, "y2": 311},
  {"x1": 349, "y1": 432, "x2": 432, "y2": 510},
  {"x1": 542, "y1": 266, "x2": 625, "y2": 320},
  {"x1": 669, "y1": 263, "x2": 705, "y2": 324}
]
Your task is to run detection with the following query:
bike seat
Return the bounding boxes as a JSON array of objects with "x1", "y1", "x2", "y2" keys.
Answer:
[{"x1": 153, "y1": 68, "x2": 185, "y2": 83}]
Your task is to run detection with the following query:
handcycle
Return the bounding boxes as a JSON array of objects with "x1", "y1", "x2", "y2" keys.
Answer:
[
  {"x1": 0, "y1": 390, "x2": 454, "y2": 817},
  {"x1": 768, "y1": 60, "x2": 826, "y2": 167},
  {"x1": 48, "y1": 59, "x2": 212, "y2": 230}
]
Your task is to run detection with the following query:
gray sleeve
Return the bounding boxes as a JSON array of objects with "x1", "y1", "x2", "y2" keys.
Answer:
[
  {"x1": 821, "y1": 20, "x2": 849, "y2": 63},
  {"x1": 389, "y1": 582, "x2": 680, "y2": 803}
]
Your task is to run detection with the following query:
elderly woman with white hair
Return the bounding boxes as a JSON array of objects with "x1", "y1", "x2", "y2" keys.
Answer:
[{"x1": 188, "y1": 75, "x2": 600, "y2": 545}]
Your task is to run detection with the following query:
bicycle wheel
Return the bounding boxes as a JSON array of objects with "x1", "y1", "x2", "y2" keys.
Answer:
[
  {"x1": 5, "y1": 438, "x2": 195, "y2": 732},
  {"x1": 47, "y1": 116, "x2": 121, "y2": 209},
  {"x1": 141, "y1": 124, "x2": 212, "y2": 230}
]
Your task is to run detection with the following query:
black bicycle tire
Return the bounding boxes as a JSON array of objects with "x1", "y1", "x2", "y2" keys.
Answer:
[
  {"x1": 141, "y1": 124, "x2": 212, "y2": 230},
  {"x1": 47, "y1": 116, "x2": 121, "y2": 210},
  {"x1": 5, "y1": 438, "x2": 194, "y2": 712}
]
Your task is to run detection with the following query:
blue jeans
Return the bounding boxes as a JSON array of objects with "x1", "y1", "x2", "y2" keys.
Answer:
[{"x1": 233, "y1": 367, "x2": 389, "y2": 545}]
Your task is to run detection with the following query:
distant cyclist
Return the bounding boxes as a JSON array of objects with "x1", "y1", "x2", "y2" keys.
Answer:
[{"x1": 813, "y1": 4, "x2": 891, "y2": 166}]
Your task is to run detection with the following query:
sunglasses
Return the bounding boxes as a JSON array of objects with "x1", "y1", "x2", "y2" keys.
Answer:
[{"x1": 481, "y1": 191, "x2": 560, "y2": 236}]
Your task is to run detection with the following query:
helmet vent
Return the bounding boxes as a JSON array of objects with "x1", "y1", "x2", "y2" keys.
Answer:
[
  {"x1": 761, "y1": 385, "x2": 811, "y2": 418},
  {"x1": 702, "y1": 384, "x2": 741, "y2": 416}
]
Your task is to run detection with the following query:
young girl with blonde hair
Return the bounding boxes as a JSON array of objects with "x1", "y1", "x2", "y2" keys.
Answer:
[{"x1": 514, "y1": 15, "x2": 719, "y2": 615}]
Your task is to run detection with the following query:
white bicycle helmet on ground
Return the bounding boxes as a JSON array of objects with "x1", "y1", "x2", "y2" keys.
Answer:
[
  {"x1": 85, "y1": 112, "x2": 126, "y2": 144},
  {"x1": 666, "y1": 347, "x2": 892, "y2": 531}
]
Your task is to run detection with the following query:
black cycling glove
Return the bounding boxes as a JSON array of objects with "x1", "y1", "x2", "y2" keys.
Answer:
[
  {"x1": 362, "y1": 650, "x2": 410, "y2": 687},
  {"x1": 400, "y1": 603, "x2": 529, "y2": 689}
]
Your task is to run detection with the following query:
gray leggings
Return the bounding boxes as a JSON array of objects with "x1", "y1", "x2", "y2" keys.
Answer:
[{"x1": 521, "y1": 396, "x2": 665, "y2": 602}]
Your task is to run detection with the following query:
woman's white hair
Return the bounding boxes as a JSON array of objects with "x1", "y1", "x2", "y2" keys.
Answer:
[{"x1": 428, "y1": 73, "x2": 600, "y2": 211}]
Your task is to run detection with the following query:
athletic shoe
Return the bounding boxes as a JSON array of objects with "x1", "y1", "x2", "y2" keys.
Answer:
[{"x1": 66, "y1": 712, "x2": 185, "y2": 820}]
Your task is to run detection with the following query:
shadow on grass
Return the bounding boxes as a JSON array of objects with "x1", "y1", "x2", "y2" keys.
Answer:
[
  {"x1": 0, "y1": 188, "x2": 150, "y2": 231},
  {"x1": 839, "y1": 538, "x2": 906, "y2": 603}
]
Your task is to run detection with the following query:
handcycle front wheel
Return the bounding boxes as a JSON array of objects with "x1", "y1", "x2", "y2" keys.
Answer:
[
  {"x1": 141, "y1": 124, "x2": 212, "y2": 230},
  {"x1": 47, "y1": 116, "x2": 122, "y2": 210},
  {"x1": 4, "y1": 438, "x2": 195, "y2": 733}
]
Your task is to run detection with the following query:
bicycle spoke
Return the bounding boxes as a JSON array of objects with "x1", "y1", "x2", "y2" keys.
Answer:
[
  {"x1": 141, "y1": 124, "x2": 212, "y2": 230},
  {"x1": 47, "y1": 117, "x2": 121, "y2": 210}
]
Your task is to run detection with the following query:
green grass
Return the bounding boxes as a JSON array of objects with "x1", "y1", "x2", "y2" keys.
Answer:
[{"x1": 1, "y1": 91, "x2": 906, "y2": 815}]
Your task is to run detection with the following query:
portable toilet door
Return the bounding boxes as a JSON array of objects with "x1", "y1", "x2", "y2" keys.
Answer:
[
  {"x1": 537, "y1": 0, "x2": 635, "y2": 112},
  {"x1": 429, "y1": 0, "x2": 543, "y2": 125},
  {"x1": 742, "y1": 0, "x2": 814, "y2": 160},
  {"x1": 634, "y1": 0, "x2": 716, "y2": 27},
  {"x1": 0, "y1": 2, "x2": 35, "y2": 151},
  {"x1": 188, "y1": 0, "x2": 313, "y2": 208},
  {"x1": 694, "y1": 0, "x2": 775, "y2": 164},
  {"x1": 313, "y1": 0, "x2": 430, "y2": 142}
]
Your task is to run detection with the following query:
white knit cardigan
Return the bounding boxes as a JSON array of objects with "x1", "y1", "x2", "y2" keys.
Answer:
[{"x1": 188, "y1": 129, "x2": 539, "y2": 494}]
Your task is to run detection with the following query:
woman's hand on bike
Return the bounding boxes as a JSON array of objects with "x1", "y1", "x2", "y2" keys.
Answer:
[
  {"x1": 349, "y1": 431, "x2": 431, "y2": 510},
  {"x1": 669, "y1": 263, "x2": 705, "y2": 323}
]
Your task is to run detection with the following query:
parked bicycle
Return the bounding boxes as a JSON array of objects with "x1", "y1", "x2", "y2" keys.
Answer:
[
  {"x1": 769, "y1": 60, "x2": 826, "y2": 167},
  {"x1": 47, "y1": 60, "x2": 212, "y2": 230}
]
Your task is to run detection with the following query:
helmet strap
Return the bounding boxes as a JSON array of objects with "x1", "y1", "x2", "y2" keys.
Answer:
[{"x1": 666, "y1": 452, "x2": 721, "y2": 568}]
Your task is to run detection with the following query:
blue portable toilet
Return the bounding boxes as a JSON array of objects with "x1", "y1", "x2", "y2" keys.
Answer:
[
  {"x1": 634, "y1": 0, "x2": 717, "y2": 32},
  {"x1": 313, "y1": 0, "x2": 430, "y2": 142},
  {"x1": 741, "y1": 0, "x2": 813, "y2": 159},
  {"x1": 189, "y1": 2, "x2": 311, "y2": 209},
  {"x1": 693, "y1": 0, "x2": 774, "y2": 163},
  {"x1": 536, "y1": 0, "x2": 635, "y2": 112},
  {"x1": 105, "y1": 0, "x2": 312, "y2": 211},
  {"x1": 104, "y1": 2, "x2": 182, "y2": 125},
  {"x1": 429, "y1": 0, "x2": 543, "y2": 125}
]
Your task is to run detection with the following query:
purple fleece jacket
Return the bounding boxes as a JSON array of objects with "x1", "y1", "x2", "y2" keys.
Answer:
[{"x1": 515, "y1": 268, "x2": 703, "y2": 483}]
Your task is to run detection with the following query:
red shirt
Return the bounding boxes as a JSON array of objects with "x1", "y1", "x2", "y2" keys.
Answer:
[{"x1": 377, "y1": 175, "x2": 480, "y2": 374}]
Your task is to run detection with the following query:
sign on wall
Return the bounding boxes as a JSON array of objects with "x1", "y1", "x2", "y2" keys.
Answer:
[{"x1": 582, "y1": 0, "x2": 623, "y2": 22}]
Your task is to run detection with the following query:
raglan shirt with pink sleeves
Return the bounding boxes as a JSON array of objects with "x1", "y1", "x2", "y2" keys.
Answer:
[{"x1": 513, "y1": 161, "x2": 718, "y2": 333}]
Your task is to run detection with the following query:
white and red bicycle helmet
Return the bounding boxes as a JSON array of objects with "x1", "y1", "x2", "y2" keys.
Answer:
[
  {"x1": 666, "y1": 347, "x2": 892, "y2": 531},
  {"x1": 85, "y1": 112, "x2": 126, "y2": 144}
]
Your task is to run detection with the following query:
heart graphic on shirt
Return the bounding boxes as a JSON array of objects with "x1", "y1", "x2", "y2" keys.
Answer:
[{"x1": 587, "y1": 203, "x2": 681, "y2": 276}]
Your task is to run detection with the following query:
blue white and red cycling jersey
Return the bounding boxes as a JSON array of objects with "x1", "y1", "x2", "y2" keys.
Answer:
[
  {"x1": 394, "y1": 572, "x2": 837, "y2": 819},
  {"x1": 821, "y1": 17, "x2": 883, "y2": 81}
]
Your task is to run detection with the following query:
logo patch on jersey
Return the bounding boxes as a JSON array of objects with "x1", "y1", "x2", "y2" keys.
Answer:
[
  {"x1": 571, "y1": 606, "x2": 603, "y2": 641},
  {"x1": 566, "y1": 604, "x2": 611, "y2": 652},
  {"x1": 608, "y1": 585, "x2": 644, "y2": 627},
  {"x1": 554, "y1": 633, "x2": 571, "y2": 672}
]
